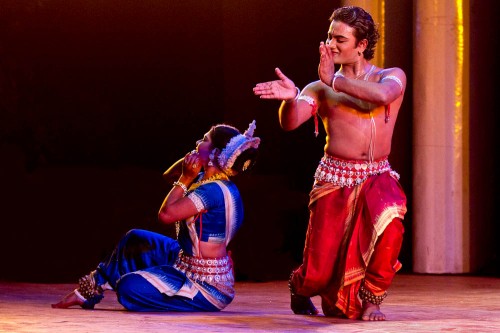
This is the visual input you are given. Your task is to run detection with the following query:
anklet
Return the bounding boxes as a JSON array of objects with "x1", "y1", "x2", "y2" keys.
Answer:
[
  {"x1": 77, "y1": 272, "x2": 104, "y2": 309},
  {"x1": 359, "y1": 285, "x2": 387, "y2": 305}
]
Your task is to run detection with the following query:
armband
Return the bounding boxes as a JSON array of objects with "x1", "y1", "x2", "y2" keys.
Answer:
[
  {"x1": 297, "y1": 94, "x2": 315, "y2": 106},
  {"x1": 297, "y1": 95, "x2": 319, "y2": 137},
  {"x1": 381, "y1": 75, "x2": 403, "y2": 94}
]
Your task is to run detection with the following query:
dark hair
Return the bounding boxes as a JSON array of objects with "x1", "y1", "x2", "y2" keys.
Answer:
[
  {"x1": 330, "y1": 6, "x2": 379, "y2": 60},
  {"x1": 210, "y1": 124, "x2": 259, "y2": 174}
]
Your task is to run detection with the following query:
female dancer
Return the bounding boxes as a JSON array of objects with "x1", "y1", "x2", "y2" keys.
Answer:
[{"x1": 52, "y1": 121, "x2": 260, "y2": 311}]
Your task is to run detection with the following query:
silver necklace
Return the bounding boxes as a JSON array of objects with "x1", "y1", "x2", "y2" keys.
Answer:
[{"x1": 335, "y1": 64, "x2": 375, "y2": 81}]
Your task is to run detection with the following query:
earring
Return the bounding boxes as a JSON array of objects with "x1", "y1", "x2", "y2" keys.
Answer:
[
  {"x1": 208, "y1": 149, "x2": 216, "y2": 167},
  {"x1": 358, "y1": 51, "x2": 362, "y2": 56}
]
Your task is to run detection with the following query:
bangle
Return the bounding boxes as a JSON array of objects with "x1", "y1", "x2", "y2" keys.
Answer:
[
  {"x1": 332, "y1": 76, "x2": 340, "y2": 93},
  {"x1": 284, "y1": 87, "x2": 301, "y2": 103},
  {"x1": 172, "y1": 181, "x2": 188, "y2": 196}
]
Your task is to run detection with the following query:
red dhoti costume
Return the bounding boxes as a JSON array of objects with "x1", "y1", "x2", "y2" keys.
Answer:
[{"x1": 290, "y1": 154, "x2": 407, "y2": 319}]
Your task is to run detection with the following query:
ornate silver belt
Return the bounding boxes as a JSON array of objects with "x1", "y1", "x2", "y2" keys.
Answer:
[
  {"x1": 174, "y1": 251, "x2": 233, "y2": 283},
  {"x1": 314, "y1": 154, "x2": 393, "y2": 187}
]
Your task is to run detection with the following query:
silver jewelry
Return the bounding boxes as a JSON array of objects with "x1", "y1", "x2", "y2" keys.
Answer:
[
  {"x1": 332, "y1": 76, "x2": 340, "y2": 92},
  {"x1": 208, "y1": 149, "x2": 216, "y2": 167},
  {"x1": 298, "y1": 94, "x2": 319, "y2": 137},
  {"x1": 218, "y1": 120, "x2": 260, "y2": 176},
  {"x1": 363, "y1": 64, "x2": 376, "y2": 81},
  {"x1": 381, "y1": 75, "x2": 403, "y2": 94},
  {"x1": 284, "y1": 87, "x2": 301, "y2": 103},
  {"x1": 172, "y1": 181, "x2": 188, "y2": 196},
  {"x1": 298, "y1": 95, "x2": 315, "y2": 106}
]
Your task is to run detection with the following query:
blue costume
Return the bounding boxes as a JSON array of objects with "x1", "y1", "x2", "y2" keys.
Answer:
[{"x1": 86, "y1": 178, "x2": 243, "y2": 312}]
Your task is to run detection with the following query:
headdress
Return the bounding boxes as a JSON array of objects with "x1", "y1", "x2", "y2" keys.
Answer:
[{"x1": 218, "y1": 120, "x2": 260, "y2": 176}]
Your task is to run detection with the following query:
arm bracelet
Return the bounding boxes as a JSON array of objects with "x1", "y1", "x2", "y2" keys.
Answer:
[
  {"x1": 284, "y1": 87, "x2": 301, "y2": 103},
  {"x1": 381, "y1": 75, "x2": 403, "y2": 94},
  {"x1": 172, "y1": 181, "x2": 188, "y2": 196},
  {"x1": 332, "y1": 76, "x2": 340, "y2": 93}
]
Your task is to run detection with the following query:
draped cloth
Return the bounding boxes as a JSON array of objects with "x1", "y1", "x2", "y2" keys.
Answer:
[
  {"x1": 291, "y1": 171, "x2": 407, "y2": 319},
  {"x1": 91, "y1": 179, "x2": 243, "y2": 312}
]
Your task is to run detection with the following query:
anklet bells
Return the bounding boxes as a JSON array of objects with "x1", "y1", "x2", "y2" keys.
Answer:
[
  {"x1": 76, "y1": 271, "x2": 104, "y2": 309},
  {"x1": 358, "y1": 285, "x2": 387, "y2": 305}
]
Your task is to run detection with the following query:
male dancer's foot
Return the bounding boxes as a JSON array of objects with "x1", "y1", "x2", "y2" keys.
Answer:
[
  {"x1": 290, "y1": 294, "x2": 319, "y2": 315},
  {"x1": 51, "y1": 290, "x2": 84, "y2": 308},
  {"x1": 361, "y1": 302, "x2": 386, "y2": 321}
]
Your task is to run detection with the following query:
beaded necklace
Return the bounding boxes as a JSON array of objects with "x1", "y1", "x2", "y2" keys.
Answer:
[{"x1": 189, "y1": 172, "x2": 229, "y2": 191}]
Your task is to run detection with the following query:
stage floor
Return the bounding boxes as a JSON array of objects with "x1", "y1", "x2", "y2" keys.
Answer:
[{"x1": 1, "y1": 274, "x2": 499, "y2": 333}]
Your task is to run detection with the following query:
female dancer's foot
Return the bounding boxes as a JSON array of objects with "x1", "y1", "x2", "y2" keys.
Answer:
[
  {"x1": 51, "y1": 290, "x2": 84, "y2": 309},
  {"x1": 290, "y1": 294, "x2": 319, "y2": 315},
  {"x1": 361, "y1": 302, "x2": 386, "y2": 321}
]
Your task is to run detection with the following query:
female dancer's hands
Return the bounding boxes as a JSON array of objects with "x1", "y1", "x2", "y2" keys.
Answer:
[
  {"x1": 181, "y1": 150, "x2": 202, "y2": 181},
  {"x1": 253, "y1": 68, "x2": 298, "y2": 101}
]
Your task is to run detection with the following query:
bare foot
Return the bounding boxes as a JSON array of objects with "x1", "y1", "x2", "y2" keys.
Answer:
[
  {"x1": 361, "y1": 302, "x2": 386, "y2": 321},
  {"x1": 290, "y1": 294, "x2": 319, "y2": 315},
  {"x1": 51, "y1": 290, "x2": 84, "y2": 309}
]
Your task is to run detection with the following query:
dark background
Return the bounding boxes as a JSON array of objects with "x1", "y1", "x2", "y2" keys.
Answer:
[{"x1": 0, "y1": 0, "x2": 496, "y2": 283}]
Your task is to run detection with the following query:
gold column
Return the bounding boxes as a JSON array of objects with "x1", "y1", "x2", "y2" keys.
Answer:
[{"x1": 413, "y1": 0, "x2": 469, "y2": 273}]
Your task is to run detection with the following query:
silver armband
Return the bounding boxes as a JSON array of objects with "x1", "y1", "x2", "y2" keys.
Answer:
[{"x1": 381, "y1": 75, "x2": 403, "y2": 94}]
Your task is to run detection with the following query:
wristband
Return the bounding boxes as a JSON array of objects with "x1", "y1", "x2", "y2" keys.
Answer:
[
  {"x1": 172, "y1": 181, "x2": 188, "y2": 196},
  {"x1": 285, "y1": 87, "x2": 301, "y2": 103},
  {"x1": 332, "y1": 76, "x2": 340, "y2": 93}
]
